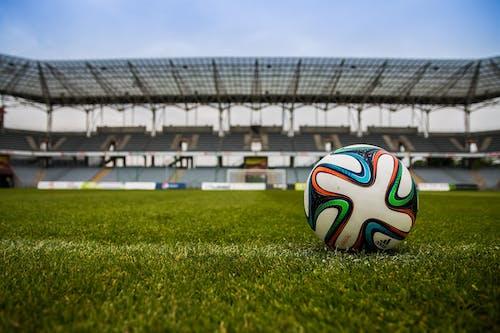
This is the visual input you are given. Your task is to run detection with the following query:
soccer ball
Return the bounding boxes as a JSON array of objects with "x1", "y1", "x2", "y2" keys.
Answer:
[{"x1": 304, "y1": 144, "x2": 418, "y2": 251}]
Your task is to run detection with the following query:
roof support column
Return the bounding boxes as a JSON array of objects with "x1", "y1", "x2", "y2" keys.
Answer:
[
  {"x1": 411, "y1": 105, "x2": 416, "y2": 127},
  {"x1": 46, "y1": 105, "x2": 53, "y2": 136},
  {"x1": 0, "y1": 95, "x2": 4, "y2": 132},
  {"x1": 194, "y1": 105, "x2": 198, "y2": 126},
  {"x1": 424, "y1": 109, "x2": 430, "y2": 138},
  {"x1": 100, "y1": 105, "x2": 104, "y2": 126},
  {"x1": 151, "y1": 106, "x2": 157, "y2": 137},
  {"x1": 85, "y1": 109, "x2": 92, "y2": 138},
  {"x1": 227, "y1": 105, "x2": 231, "y2": 129},
  {"x1": 218, "y1": 105, "x2": 224, "y2": 137},
  {"x1": 388, "y1": 107, "x2": 395, "y2": 127},
  {"x1": 281, "y1": 106, "x2": 286, "y2": 133},
  {"x1": 346, "y1": 105, "x2": 352, "y2": 127},
  {"x1": 288, "y1": 105, "x2": 294, "y2": 137},
  {"x1": 356, "y1": 106, "x2": 362, "y2": 138},
  {"x1": 464, "y1": 105, "x2": 471, "y2": 135},
  {"x1": 38, "y1": 61, "x2": 52, "y2": 136},
  {"x1": 162, "y1": 106, "x2": 166, "y2": 127}
]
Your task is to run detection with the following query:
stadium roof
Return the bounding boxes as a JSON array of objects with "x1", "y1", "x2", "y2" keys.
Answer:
[{"x1": 1, "y1": 53, "x2": 499, "y2": 106}]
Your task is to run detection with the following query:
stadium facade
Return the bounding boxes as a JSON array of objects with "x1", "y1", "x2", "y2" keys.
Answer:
[{"x1": 0, "y1": 53, "x2": 499, "y2": 189}]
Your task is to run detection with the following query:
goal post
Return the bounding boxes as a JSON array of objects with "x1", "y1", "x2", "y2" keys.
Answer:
[{"x1": 227, "y1": 168, "x2": 287, "y2": 186}]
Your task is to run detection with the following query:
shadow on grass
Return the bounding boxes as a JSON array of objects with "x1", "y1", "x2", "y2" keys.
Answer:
[{"x1": 302, "y1": 242, "x2": 411, "y2": 257}]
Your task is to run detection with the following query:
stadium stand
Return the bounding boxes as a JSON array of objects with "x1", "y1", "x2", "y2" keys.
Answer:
[
  {"x1": 57, "y1": 167, "x2": 101, "y2": 181},
  {"x1": 11, "y1": 165, "x2": 41, "y2": 187},
  {"x1": 148, "y1": 133, "x2": 177, "y2": 151},
  {"x1": 407, "y1": 134, "x2": 439, "y2": 152},
  {"x1": 221, "y1": 134, "x2": 245, "y2": 151},
  {"x1": 293, "y1": 133, "x2": 320, "y2": 151},
  {"x1": 7, "y1": 165, "x2": 236, "y2": 187},
  {"x1": 193, "y1": 133, "x2": 220, "y2": 151},
  {"x1": 473, "y1": 131, "x2": 500, "y2": 152},
  {"x1": 102, "y1": 167, "x2": 172, "y2": 182},
  {"x1": 427, "y1": 134, "x2": 465, "y2": 153},
  {"x1": 1, "y1": 126, "x2": 499, "y2": 154},
  {"x1": 286, "y1": 167, "x2": 310, "y2": 184},
  {"x1": 215, "y1": 167, "x2": 228, "y2": 182},
  {"x1": 2, "y1": 122, "x2": 499, "y2": 191},
  {"x1": 0, "y1": 54, "x2": 499, "y2": 189},
  {"x1": 475, "y1": 168, "x2": 500, "y2": 189},
  {"x1": 9, "y1": 163, "x2": 498, "y2": 189},
  {"x1": 42, "y1": 167, "x2": 74, "y2": 181},
  {"x1": 52, "y1": 134, "x2": 85, "y2": 151},
  {"x1": 0, "y1": 129, "x2": 34, "y2": 151},
  {"x1": 413, "y1": 168, "x2": 470, "y2": 184},
  {"x1": 444, "y1": 168, "x2": 476, "y2": 183},
  {"x1": 181, "y1": 168, "x2": 218, "y2": 187},
  {"x1": 120, "y1": 134, "x2": 149, "y2": 151}
]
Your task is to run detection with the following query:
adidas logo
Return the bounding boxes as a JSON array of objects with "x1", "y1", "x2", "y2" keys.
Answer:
[{"x1": 376, "y1": 238, "x2": 391, "y2": 249}]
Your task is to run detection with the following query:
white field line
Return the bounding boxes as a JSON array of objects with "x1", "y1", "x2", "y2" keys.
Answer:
[
  {"x1": 2, "y1": 239, "x2": 316, "y2": 258},
  {"x1": 0, "y1": 239, "x2": 497, "y2": 263}
]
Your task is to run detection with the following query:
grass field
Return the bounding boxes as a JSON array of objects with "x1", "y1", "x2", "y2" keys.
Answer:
[{"x1": 0, "y1": 189, "x2": 499, "y2": 332}]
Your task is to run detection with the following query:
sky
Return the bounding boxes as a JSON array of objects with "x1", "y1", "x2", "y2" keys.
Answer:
[{"x1": 1, "y1": 0, "x2": 499, "y2": 131}]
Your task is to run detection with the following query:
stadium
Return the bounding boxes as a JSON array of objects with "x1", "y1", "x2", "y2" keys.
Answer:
[
  {"x1": 1, "y1": 1, "x2": 499, "y2": 332},
  {"x1": 1, "y1": 54, "x2": 499, "y2": 189}
]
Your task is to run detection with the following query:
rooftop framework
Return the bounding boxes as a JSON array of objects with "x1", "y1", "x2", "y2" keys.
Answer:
[
  {"x1": 1, "y1": 54, "x2": 500, "y2": 105},
  {"x1": 1, "y1": 54, "x2": 499, "y2": 137}
]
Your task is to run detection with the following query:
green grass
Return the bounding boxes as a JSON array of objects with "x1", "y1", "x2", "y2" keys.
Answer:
[{"x1": 0, "y1": 189, "x2": 499, "y2": 332}]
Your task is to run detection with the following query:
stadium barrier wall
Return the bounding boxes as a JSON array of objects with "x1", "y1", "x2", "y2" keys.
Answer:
[
  {"x1": 37, "y1": 181, "x2": 186, "y2": 190},
  {"x1": 34, "y1": 181, "x2": 478, "y2": 191},
  {"x1": 124, "y1": 182, "x2": 156, "y2": 190},
  {"x1": 38, "y1": 181, "x2": 85, "y2": 190},
  {"x1": 160, "y1": 182, "x2": 187, "y2": 189},
  {"x1": 417, "y1": 183, "x2": 451, "y2": 191},
  {"x1": 450, "y1": 183, "x2": 479, "y2": 191},
  {"x1": 90, "y1": 182, "x2": 124, "y2": 190},
  {"x1": 266, "y1": 184, "x2": 288, "y2": 190},
  {"x1": 201, "y1": 182, "x2": 267, "y2": 190},
  {"x1": 294, "y1": 183, "x2": 307, "y2": 191},
  {"x1": 294, "y1": 182, "x2": 454, "y2": 192}
]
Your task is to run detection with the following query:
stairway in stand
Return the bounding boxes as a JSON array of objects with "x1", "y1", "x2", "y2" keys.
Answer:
[
  {"x1": 91, "y1": 168, "x2": 111, "y2": 182},
  {"x1": 168, "y1": 169, "x2": 186, "y2": 183}
]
